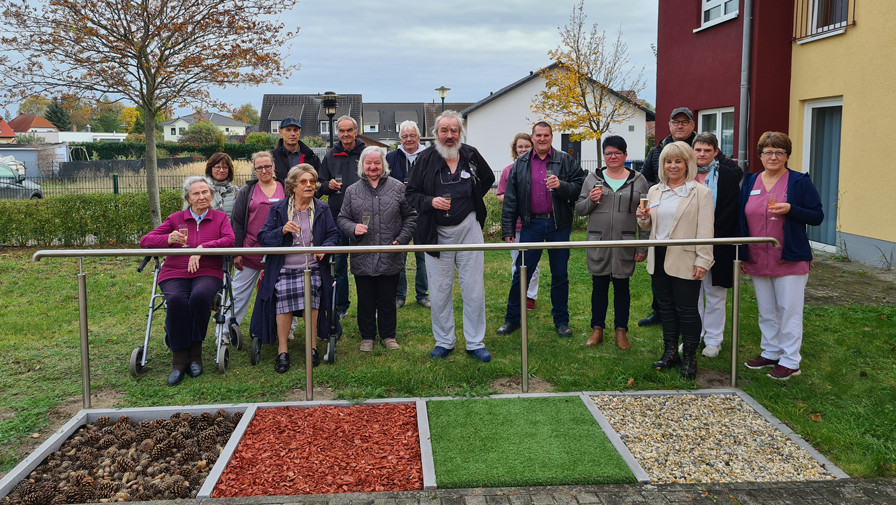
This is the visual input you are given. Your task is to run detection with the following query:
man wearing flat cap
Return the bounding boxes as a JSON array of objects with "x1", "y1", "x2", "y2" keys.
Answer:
[
  {"x1": 272, "y1": 117, "x2": 321, "y2": 182},
  {"x1": 637, "y1": 106, "x2": 697, "y2": 327}
]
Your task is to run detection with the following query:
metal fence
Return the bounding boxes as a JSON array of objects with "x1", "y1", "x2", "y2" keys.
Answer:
[
  {"x1": 34, "y1": 237, "x2": 777, "y2": 407},
  {"x1": 29, "y1": 173, "x2": 258, "y2": 197}
]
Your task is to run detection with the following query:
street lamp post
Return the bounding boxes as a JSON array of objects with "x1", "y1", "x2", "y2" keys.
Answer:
[
  {"x1": 317, "y1": 91, "x2": 342, "y2": 149},
  {"x1": 435, "y1": 86, "x2": 450, "y2": 112}
]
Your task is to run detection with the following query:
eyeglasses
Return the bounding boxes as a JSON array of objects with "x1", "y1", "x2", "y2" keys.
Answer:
[
  {"x1": 761, "y1": 150, "x2": 787, "y2": 158},
  {"x1": 212, "y1": 165, "x2": 229, "y2": 172},
  {"x1": 254, "y1": 164, "x2": 274, "y2": 172},
  {"x1": 670, "y1": 120, "x2": 692, "y2": 126},
  {"x1": 603, "y1": 151, "x2": 625, "y2": 158},
  {"x1": 297, "y1": 179, "x2": 316, "y2": 186}
]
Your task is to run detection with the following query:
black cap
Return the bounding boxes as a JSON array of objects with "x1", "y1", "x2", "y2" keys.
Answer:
[
  {"x1": 669, "y1": 107, "x2": 694, "y2": 121},
  {"x1": 281, "y1": 117, "x2": 301, "y2": 129}
]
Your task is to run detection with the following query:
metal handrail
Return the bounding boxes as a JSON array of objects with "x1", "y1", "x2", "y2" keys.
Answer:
[{"x1": 33, "y1": 237, "x2": 779, "y2": 407}]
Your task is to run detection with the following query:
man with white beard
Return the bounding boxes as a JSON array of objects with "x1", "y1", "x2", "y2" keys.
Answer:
[{"x1": 406, "y1": 110, "x2": 496, "y2": 362}]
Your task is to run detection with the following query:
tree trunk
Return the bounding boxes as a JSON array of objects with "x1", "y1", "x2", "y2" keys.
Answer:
[{"x1": 144, "y1": 109, "x2": 161, "y2": 228}]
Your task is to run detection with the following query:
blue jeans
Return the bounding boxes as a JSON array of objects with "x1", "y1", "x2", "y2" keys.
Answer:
[
  {"x1": 504, "y1": 218, "x2": 570, "y2": 325},
  {"x1": 334, "y1": 233, "x2": 350, "y2": 313}
]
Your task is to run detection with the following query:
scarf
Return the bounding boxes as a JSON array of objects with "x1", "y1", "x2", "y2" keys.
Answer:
[{"x1": 699, "y1": 160, "x2": 719, "y2": 210}]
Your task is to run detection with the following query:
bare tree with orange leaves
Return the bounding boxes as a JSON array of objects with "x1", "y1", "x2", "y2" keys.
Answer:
[
  {"x1": 531, "y1": 0, "x2": 646, "y2": 144},
  {"x1": 0, "y1": 0, "x2": 300, "y2": 226}
]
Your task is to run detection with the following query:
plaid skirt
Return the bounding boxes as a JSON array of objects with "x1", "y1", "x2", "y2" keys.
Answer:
[{"x1": 274, "y1": 267, "x2": 322, "y2": 314}]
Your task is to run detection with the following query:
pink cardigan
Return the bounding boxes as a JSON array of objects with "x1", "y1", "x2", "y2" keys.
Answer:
[{"x1": 139, "y1": 209, "x2": 235, "y2": 283}]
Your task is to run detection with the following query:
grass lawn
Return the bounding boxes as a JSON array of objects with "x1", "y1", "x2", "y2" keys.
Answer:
[
  {"x1": 427, "y1": 396, "x2": 636, "y2": 487},
  {"x1": 0, "y1": 232, "x2": 894, "y2": 479}
]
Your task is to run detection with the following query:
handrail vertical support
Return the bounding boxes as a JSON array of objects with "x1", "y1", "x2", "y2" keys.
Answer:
[
  {"x1": 731, "y1": 258, "x2": 743, "y2": 388},
  {"x1": 304, "y1": 268, "x2": 313, "y2": 401},
  {"x1": 77, "y1": 258, "x2": 91, "y2": 409},
  {"x1": 519, "y1": 264, "x2": 529, "y2": 394}
]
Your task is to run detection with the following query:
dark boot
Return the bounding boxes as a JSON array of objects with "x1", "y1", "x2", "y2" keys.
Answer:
[
  {"x1": 680, "y1": 342, "x2": 698, "y2": 380},
  {"x1": 652, "y1": 336, "x2": 681, "y2": 369}
]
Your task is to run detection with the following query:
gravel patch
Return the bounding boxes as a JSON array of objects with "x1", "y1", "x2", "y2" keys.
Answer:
[{"x1": 591, "y1": 394, "x2": 836, "y2": 484}]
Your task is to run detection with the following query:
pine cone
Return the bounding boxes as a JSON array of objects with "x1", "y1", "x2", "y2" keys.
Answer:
[
  {"x1": 98, "y1": 435, "x2": 117, "y2": 449},
  {"x1": 94, "y1": 416, "x2": 114, "y2": 428},
  {"x1": 138, "y1": 438, "x2": 155, "y2": 453},
  {"x1": 77, "y1": 447, "x2": 98, "y2": 468},
  {"x1": 214, "y1": 408, "x2": 228, "y2": 420},
  {"x1": 95, "y1": 479, "x2": 119, "y2": 499},
  {"x1": 230, "y1": 411, "x2": 243, "y2": 424}
]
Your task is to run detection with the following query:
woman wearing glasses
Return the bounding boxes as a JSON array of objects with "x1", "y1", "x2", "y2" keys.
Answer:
[
  {"x1": 250, "y1": 164, "x2": 340, "y2": 373},
  {"x1": 738, "y1": 131, "x2": 823, "y2": 380},
  {"x1": 229, "y1": 152, "x2": 286, "y2": 342},
  {"x1": 205, "y1": 152, "x2": 239, "y2": 219}
]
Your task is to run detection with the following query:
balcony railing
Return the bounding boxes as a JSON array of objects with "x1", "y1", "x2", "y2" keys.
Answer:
[{"x1": 794, "y1": 0, "x2": 855, "y2": 42}]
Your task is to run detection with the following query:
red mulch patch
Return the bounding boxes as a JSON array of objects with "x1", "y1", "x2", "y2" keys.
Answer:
[{"x1": 211, "y1": 404, "x2": 422, "y2": 497}]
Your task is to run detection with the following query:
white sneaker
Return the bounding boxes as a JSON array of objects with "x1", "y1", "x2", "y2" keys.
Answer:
[{"x1": 702, "y1": 344, "x2": 721, "y2": 358}]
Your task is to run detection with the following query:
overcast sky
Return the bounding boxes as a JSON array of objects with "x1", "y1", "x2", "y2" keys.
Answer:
[{"x1": 199, "y1": 0, "x2": 658, "y2": 116}]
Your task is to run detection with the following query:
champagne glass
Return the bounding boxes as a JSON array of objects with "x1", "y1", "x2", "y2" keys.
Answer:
[
  {"x1": 545, "y1": 169, "x2": 554, "y2": 191},
  {"x1": 640, "y1": 196, "x2": 649, "y2": 210},
  {"x1": 443, "y1": 193, "x2": 452, "y2": 217},
  {"x1": 767, "y1": 192, "x2": 778, "y2": 221},
  {"x1": 335, "y1": 175, "x2": 343, "y2": 194},
  {"x1": 361, "y1": 215, "x2": 371, "y2": 226},
  {"x1": 593, "y1": 181, "x2": 603, "y2": 200},
  {"x1": 177, "y1": 225, "x2": 189, "y2": 246}
]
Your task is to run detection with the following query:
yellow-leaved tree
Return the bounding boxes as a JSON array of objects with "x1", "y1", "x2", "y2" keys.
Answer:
[
  {"x1": 531, "y1": 0, "x2": 647, "y2": 142},
  {"x1": 0, "y1": 0, "x2": 300, "y2": 226}
]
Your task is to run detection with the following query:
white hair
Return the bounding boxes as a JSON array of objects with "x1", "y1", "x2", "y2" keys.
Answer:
[
  {"x1": 336, "y1": 115, "x2": 358, "y2": 131},
  {"x1": 398, "y1": 120, "x2": 420, "y2": 137},
  {"x1": 356, "y1": 146, "x2": 391, "y2": 179},
  {"x1": 181, "y1": 176, "x2": 213, "y2": 210}
]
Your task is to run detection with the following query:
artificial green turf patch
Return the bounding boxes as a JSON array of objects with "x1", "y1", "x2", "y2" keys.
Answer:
[{"x1": 427, "y1": 396, "x2": 636, "y2": 488}]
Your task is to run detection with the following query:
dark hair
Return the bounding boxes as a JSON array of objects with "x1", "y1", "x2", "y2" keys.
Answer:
[
  {"x1": 510, "y1": 133, "x2": 532, "y2": 160},
  {"x1": 757, "y1": 131, "x2": 792, "y2": 157},
  {"x1": 205, "y1": 152, "x2": 234, "y2": 182},
  {"x1": 531, "y1": 121, "x2": 552, "y2": 135},
  {"x1": 601, "y1": 135, "x2": 627, "y2": 154},
  {"x1": 693, "y1": 132, "x2": 720, "y2": 151}
]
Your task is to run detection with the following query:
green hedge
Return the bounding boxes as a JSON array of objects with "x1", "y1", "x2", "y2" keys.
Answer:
[
  {"x1": 72, "y1": 141, "x2": 273, "y2": 161},
  {"x1": 0, "y1": 191, "x2": 182, "y2": 246}
]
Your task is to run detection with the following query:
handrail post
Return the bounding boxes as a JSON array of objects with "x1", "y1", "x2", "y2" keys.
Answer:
[
  {"x1": 304, "y1": 268, "x2": 313, "y2": 401},
  {"x1": 77, "y1": 259, "x2": 91, "y2": 409},
  {"x1": 519, "y1": 262, "x2": 529, "y2": 394},
  {"x1": 731, "y1": 254, "x2": 743, "y2": 388}
]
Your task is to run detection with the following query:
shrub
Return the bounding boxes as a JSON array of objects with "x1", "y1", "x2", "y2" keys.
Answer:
[
  {"x1": 0, "y1": 191, "x2": 182, "y2": 246},
  {"x1": 179, "y1": 120, "x2": 226, "y2": 149},
  {"x1": 245, "y1": 132, "x2": 275, "y2": 148}
]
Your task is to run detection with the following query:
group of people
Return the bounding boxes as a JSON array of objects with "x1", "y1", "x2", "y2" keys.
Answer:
[{"x1": 140, "y1": 106, "x2": 823, "y2": 386}]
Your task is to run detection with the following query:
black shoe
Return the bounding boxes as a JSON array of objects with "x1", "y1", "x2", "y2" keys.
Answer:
[
  {"x1": 311, "y1": 348, "x2": 320, "y2": 368},
  {"x1": 638, "y1": 312, "x2": 660, "y2": 327},
  {"x1": 274, "y1": 352, "x2": 290, "y2": 373},
  {"x1": 187, "y1": 362, "x2": 203, "y2": 378},
  {"x1": 496, "y1": 322, "x2": 520, "y2": 335},
  {"x1": 555, "y1": 324, "x2": 573, "y2": 338},
  {"x1": 167, "y1": 369, "x2": 186, "y2": 387}
]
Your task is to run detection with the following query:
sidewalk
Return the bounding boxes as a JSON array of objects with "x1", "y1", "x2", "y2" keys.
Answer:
[{"x1": 190, "y1": 479, "x2": 896, "y2": 504}]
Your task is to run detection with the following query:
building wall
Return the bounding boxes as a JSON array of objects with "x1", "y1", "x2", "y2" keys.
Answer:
[
  {"x1": 788, "y1": 1, "x2": 896, "y2": 261},
  {"x1": 465, "y1": 74, "x2": 646, "y2": 180}
]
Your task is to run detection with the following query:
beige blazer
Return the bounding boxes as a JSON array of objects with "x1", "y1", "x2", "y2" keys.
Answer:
[{"x1": 638, "y1": 182, "x2": 714, "y2": 280}]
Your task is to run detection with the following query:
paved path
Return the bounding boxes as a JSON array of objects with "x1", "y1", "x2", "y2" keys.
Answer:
[{"x1": 190, "y1": 479, "x2": 896, "y2": 504}]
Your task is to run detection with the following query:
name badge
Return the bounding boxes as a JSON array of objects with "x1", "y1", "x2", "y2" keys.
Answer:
[
  {"x1": 649, "y1": 201, "x2": 660, "y2": 208},
  {"x1": 750, "y1": 189, "x2": 761, "y2": 196},
  {"x1": 460, "y1": 171, "x2": 471, "y2": 179},
  {"x1": 270, "y1": 198, "x2": 281, "y2": 202}
]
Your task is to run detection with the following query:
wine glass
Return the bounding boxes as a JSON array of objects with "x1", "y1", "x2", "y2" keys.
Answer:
[
  {"x1": 177, "y1": 225, "x2": 189, "y2": 246},
  {"x1": 335, "y1": 175, "x2": 343, "y2": 194},
  {"x1": 767, "y1": 192, "x2": 778, "y2": 221},
  {"x1": 361, "y1": 215, "x2": 371, "y2": 226},
  {"x1": 443, "y1": 193, "x2": 452, "y2": 217},
  {"x1": 545, "y1": 169, "x2": 554, "y2": 191}
]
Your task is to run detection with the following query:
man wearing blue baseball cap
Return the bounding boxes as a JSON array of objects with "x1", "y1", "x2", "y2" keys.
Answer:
[{"x1": 272, "y1": 116, "x2": 320, "y2": 181}]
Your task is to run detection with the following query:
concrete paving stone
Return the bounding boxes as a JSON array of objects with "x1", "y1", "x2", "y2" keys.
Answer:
[
  {"x1": 462, "y1": 495, "x2": 488, "y2": 505},
  {"x1": 550, "y1": 493, "x2": 579, "y2": 505},
  {"x1": 504, "y1": 494, "x2": 535, "y2": 505},
  {"x1": 852, "y1": 481, "x2": 896, "y2": 501},
  {"x1": 574, "y1": 492, "x2": 602, "y2": 504},
  {"x1": 439, "y1": 497, "x2": 468, "y2": 505},
  {"x1": 371, "y1": 499, "x2": 403, "y2": 505},
  {"x1": 592, "y1": 491, "x2": 653, "y2": 505},
  {"x1": 483, "y1": 496, "x2": 511, "y2": 504},
  {"x1": 530, "y1": 494, "x2": 558, "y2": 505},
  {"x1": 658, "y1": 489, "x2": 718, "y2": 503}
]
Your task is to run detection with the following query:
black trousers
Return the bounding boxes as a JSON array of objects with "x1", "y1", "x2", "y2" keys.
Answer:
[
  {"x1": 355, "y1": 274, "x2": 399, "y2": 341},
  {"x1": 651, "y1": 247, "x2": 702, "y2": 346}
]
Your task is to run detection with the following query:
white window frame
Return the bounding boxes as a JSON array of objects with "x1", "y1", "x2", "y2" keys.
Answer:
[
  {"x1": 802, "y1": 96, "x2": 842, "y2": 253},
  {"x1": 319, "y1": 121, "x2": 329, "y2": 135},
  {"x1": 695, "y1": 0, "x2": 739, "y2": 32},
  {"x1": 811, "y1": 0, "x2": 848, "y2": 33},
  {"x1": 170, "y1": 128, "x2": 176, "y2": 136},
  {"x1": 364, "y1": 124, "x2": 379, "y2": 133},
  {"x1": 270, "y1": 120, "x2": 280, "y2": 133},
  {"x1": 697, "y1": 106, "x2": 735, "y2": 157}
]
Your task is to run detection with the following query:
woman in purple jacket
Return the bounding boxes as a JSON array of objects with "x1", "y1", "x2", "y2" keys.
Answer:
[{"x1": 140, "y1": 176, "x2": 235, "y2": 386}]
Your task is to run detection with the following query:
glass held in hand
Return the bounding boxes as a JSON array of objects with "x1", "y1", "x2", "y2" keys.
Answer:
[
  {"x1": 334, "y1": 175, "x2": 343, "y2": 193},
  {"x1": 443, "y1": 193, "x2": 452, "y2": 217},
  {"x1": 767, "y1": 193, "x2": 778, "y2": 221},
  {"x1": 640, "y1": 196, "x2": 649, "y2": 210},
  {"x1": 545, "y1": 169, "x2": 554, "y2": 191},
  {"x1": 361, "y1": 215, "x2": 370, "y2": 226},
  {"x1": 177, "y1": 225, "x2": 189, "y2": 246}
]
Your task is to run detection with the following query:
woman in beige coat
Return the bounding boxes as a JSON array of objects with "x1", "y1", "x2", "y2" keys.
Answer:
[{"x1": 636, "y1": 141, "x2": 714, "y2": 379}]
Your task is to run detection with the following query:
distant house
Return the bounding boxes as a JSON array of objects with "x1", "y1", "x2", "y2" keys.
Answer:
[
  {"x1": 461, "y1": 65, "x2": 654, "y2": 175},
  {"x1": 0, "y1": 119, "x2": 15, "y2": 144},
  {"x1": 656, "y1": 0, "x2": 894, "y2": 266},
  {"x1": 360, "y1": 103, "x2": 426, "y2": 145},
  {"x1": 259, "y1": 94, "x2": 363, "y2": 145},
  {"x1": 160, "y1": 112, "x2": 249, "y2": 142},
  {"x1": 8, "y1": 114, "x2": 59, "y2": 135}
]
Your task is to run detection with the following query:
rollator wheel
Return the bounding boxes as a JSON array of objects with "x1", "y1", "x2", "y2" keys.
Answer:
[
  {"x1": 229, "y1": 319, "x2": 243, "y2": 350},
  {"x1": 217, "y1": 344, "x2": 230, "y2": 373},
  {"x1": 325, "y1": 335, "x2": 337, "y2": 364},
  {"x1": 129, "y1": 346, "x2": 145, "y2": 377},
  {"x1": 250, "y1": 336, "x2": 261, "y2": 366}
]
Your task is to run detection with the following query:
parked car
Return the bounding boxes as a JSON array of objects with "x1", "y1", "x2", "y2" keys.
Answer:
[{"x1": 0, "y1": 163, "x2": 42, "y2": 199}]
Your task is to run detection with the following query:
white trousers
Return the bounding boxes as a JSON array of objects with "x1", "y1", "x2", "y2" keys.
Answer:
[
  {"x1": 224, "y1": 265, "x2": 262, "y2": 335},
  {"x1": 510, "y1": 230, "x2": 540, "y2": 299},
  {"x1": 425, "y1": 213, "x2": 486, "y2": 351},
  {"x1": 697, "y1": 270, "x2": 727, "y2": 346},
  {"x1": 751, "y1": 273, "x2": 808, "y2": 369}
]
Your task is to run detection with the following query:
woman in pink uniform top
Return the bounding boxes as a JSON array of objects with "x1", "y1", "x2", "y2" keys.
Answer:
[{"x1": 738, "y1": 131, "x2": 823, "y2": 380}]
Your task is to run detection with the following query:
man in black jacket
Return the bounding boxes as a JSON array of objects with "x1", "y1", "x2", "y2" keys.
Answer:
[
  {"x1": 271, "y1": 117, "x2": 320, "y2": 182},
  {"x1": 637, "y1": 107, "x2": 697, "y2": 326},
  {"x1": 318, "y1": 115, "x2": 366, "y2": 318},
  {"x1": 496, "y1": 121, "x2": 585, "y2": 338}
]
